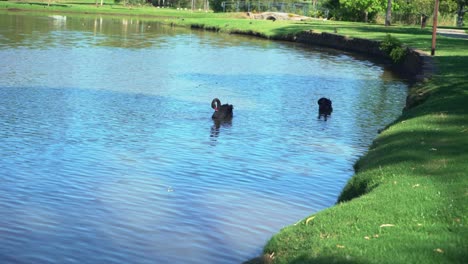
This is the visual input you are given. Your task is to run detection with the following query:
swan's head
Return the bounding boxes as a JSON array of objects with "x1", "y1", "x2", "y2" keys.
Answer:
[
  {"x1": 318, "y1": 97, "x2": 332, "y2": 106},
  {"x1": 211, "y1": 98, "x2": 221, "y2": 111}
]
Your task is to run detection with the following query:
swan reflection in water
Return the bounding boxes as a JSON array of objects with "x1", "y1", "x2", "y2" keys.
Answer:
[
  {"x1": 210, "y1": 119, "x2": 232, "y2": 141},
  {"x1": 210, "y1": 120, "x2": 232, "y2": 146}
]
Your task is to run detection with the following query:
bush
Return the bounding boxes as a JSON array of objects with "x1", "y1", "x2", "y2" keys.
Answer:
[
  {"x1": 209, "y1": 0, "x2": 224, "y2": 12},
  {"x1": 380, "y1": 34, "x2": 407, "y2": 64},
  {"x1": 389, "y1": 46, "x2": 408, "y2": 64}
]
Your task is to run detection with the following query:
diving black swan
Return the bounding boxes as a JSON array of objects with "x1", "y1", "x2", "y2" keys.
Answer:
[
  {"x1": 318, "y1": 97, "x2": 333, "y2": 116},
  {"x1": 211, "y1": 98, "x2": 233, "y2": 120}
]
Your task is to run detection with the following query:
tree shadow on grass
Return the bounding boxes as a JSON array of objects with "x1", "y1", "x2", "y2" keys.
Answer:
[
  {"x1": 244, "y1": 254, "x2": 364, "y2": 264},
  {"x1": 289, "y1": 254, "x2": 364, "y2": 264},
  {"x1": 15, "y1": 2, "x2": 70, "y2": 7},
  {"x1": 338, "y1": 111, "x2": 468, "y2": 202},
  {"x1": 269, "y1": 22, "x2": 467, "y2": 57}
]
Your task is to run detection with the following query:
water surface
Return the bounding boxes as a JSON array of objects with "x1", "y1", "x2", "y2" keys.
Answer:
[{"x1": 0, "y1": 13, "x2": 408, "y2": 263}]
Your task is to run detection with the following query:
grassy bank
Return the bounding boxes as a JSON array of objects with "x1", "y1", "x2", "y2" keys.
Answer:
[{"x1": 1, "y1": 2, "x2": 467, "y2": 263}]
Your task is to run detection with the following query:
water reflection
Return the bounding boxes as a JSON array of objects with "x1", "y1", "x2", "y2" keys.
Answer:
[
  {"x1": 210, "y1": 119, "x2": 232, "y2": 141},
  {"x1": 0, "y1": 12, "x2": 283, "y2": 50},
  {"x1": 48, "y1": 15, "x2": 67, "y2": 28},
  {"x1": 0, "y1": 13, "x2": 187, "y2": 49},
  {"x1": 318, "y1": 112, "x2": 332, "y2": 121}
]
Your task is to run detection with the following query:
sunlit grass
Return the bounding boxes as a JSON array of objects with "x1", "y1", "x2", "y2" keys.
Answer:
[{"x1": 262, "y1": 24, "x2": 468, "y2": 263}]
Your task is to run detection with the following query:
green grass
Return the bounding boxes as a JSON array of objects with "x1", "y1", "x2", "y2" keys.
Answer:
[
  {"x1": 1, "y1": 2, "x2": 467, "y2": 263},
  {"x1": 260, "y1": 21, "x2": 468, "y2": 264}
]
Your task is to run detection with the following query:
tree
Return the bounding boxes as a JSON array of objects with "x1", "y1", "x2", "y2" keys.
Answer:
[
  {"x1": 340, "y1": 0, "x2": 386, "y2": 22},
  {"x1": 323, "y1": 0, "x2": 342, "y2": 20},
  {"x1": 456, "y1": 0, "x2": 468, "y2": 27},
  {"x1": 385, "y1": 0, "x2": 392, "y2": 26},
  {"x1": 209, "y1": 0, "x2": 223, "y2": 12},
  {"x1": 396, "y1": 0, "x2": 431, "y2": 15}
]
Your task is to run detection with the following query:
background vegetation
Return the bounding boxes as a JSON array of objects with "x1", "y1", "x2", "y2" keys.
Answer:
[
  {"x1": 326, "y1": 0, "x2": 468, "y2": 27},
  {"x1": 4, "y1": 0, "x2": 466, "y2": 27}
]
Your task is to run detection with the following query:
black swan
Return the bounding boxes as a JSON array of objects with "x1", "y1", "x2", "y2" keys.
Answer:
[
  {"x1": 318, "y1": 97, "x2": 333, "y2": 116},
  {"x1": 211, "y1": 98, "x2": 233, "y2": 120}
]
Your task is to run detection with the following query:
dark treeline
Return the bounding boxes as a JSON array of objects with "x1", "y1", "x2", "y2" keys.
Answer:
[
  {"x1": 115, "y1": 0, "x2": 467, "y2": 27},
  {"x1": 326, "y1": 0, "x2": 467, "y2": 27}
]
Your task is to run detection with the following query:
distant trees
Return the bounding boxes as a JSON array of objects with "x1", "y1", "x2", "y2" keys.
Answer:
[
  {"x1": 339, "y1": 0, "x2": 385, "y2": 22},
  {"x1": 204, "y1": 0, "x2": 467, "y2": 27},
  {"x1": 114, "y1": 0, "x2": 147, "y2": 5},
  {"x1": 112, "y1": 0, "x2": 195, "y2": 8},
  {"x1": 109, "y1": 0, "x2": 466, "y2": 27},
  {"x1": 320, "y1": 0, "x2": 466, "y2": 27},
  {"x1": 210, "y1": 0, "x2": 223, "y2": 12},
  {"x1": 149, "y1": 0, "x2": 191, "y2": 7},
  {"x1": 456, "y1": 0, "x2": 468, "y2": 26}
]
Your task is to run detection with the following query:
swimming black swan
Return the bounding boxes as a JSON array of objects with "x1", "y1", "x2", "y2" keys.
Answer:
[
  {"x1": 211, "y1": 98, "x2": 233, "y2": 120},
  {"x1": 318, "y1": 97, "x2": 333, "y2": 115}
]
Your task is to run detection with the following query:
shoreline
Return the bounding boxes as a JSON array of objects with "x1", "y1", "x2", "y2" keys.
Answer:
[{"x1": 230, "y1": 20, "x2": 436, "y2": 264}]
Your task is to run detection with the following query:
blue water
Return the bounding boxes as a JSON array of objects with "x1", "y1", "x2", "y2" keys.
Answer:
[{"x1": 0, "y1": 13, "x2": 408, "y2": 263}]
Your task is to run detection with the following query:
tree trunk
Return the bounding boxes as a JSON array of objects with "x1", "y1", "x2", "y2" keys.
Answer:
[
  {"x1": 364, "y1": 11, "x2": 368, "y2": 22},
  {"x1": 421, "y1": 14, "x2": 428, "y2": 29},
  {"x1": 456, "y1": 4, "x2": 466, "y2": 27},
  {"x1": 385, "y1": 0, "x2": 392, "y2": 26}
]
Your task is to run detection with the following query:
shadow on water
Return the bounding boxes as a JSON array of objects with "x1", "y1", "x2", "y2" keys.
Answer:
[
  {"x1": 318, "y1": 112, "x2": 332, "y2": 121},
  {"x1": 210, "y1": 119, "x2": 232, "y2": 141}
]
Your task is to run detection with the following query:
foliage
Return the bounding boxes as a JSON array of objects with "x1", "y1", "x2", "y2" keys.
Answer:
[
  {"x1": 209, "y1": 0, "x2": 223, "y2": 12},
  {"x1": 114, "y1": 0, "x2": 147, "y2": 5},
  {"x1": 456, "y1": 0, "x2": 468, "y2": 26},
  {"x1": 323, "y1": 0, "x2": 340, "y2": 19},
  {"x1": 340, "y1": 0, "x2": 385, "y2": 13},
  {"x1": 379, "y1": 33, "x2": 401, "y2": 54},
  {"x1": 321, "y1": 0, "x2": 387, "y2": 22},
  {"x1": 321, "y1": 0, "x2": 467, "y2": 26},
  {"x1": 388, "y1": 44, "x2": 407, "y2": 63},
  {"x1": 379, "y1": 33, "x2": 407, "y2": 63},
  {"x1": 339, "y1": 0, "x2": 386, "y2": 21}
]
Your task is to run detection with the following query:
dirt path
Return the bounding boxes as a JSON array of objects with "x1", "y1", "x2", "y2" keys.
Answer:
[{"x1": 437, "y1": 28, "x2": 468, "y2": 39}]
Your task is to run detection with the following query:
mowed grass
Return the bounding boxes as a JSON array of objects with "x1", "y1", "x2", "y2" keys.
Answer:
[
  {"x1": 1, "y1": 2, "x2": 467, "y2": 263},
  {"x1": 260, "y1": 19, "x2": 468, "y2": 264},
  {"x1": 266, "y1": 103, "x2": 467, "y2": 263}
]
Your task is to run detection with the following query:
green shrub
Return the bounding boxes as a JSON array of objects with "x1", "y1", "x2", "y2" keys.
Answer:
[
  {"x1": 114, "y1": 0, "x2": 147, "y2": 5},
  {"x1": 389, "y1": 46, "x2": 408, "y2": 64},
  {"x1": 380, "y1": 34, "x2": 407, "y2": 64},
  {"x1": 380, "y1": 34, "x2": 401, "y2": 53},
  {"x1": 209, "y1": 0, "x2": 224, "y2": 12}
]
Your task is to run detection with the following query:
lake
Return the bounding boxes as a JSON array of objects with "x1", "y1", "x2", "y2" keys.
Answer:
[{"x1": 0, "y1": 12, "x2": 408, "y2": 263}]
